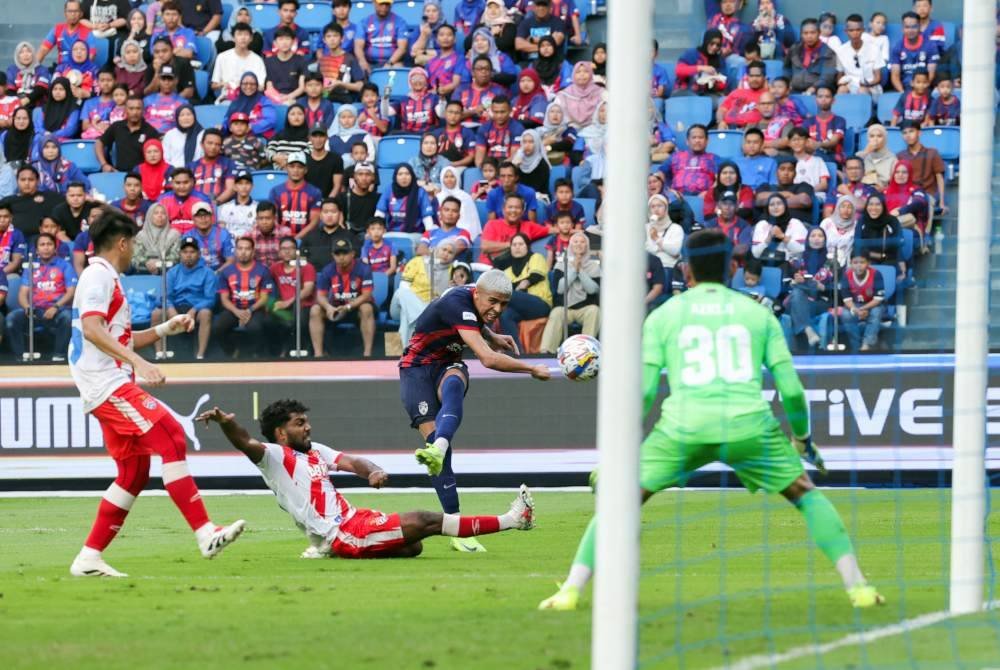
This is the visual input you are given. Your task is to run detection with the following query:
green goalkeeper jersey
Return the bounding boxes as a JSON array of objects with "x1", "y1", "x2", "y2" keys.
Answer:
[{"x1": 642, "y1": 282, "x2": 797, "y2": 444}]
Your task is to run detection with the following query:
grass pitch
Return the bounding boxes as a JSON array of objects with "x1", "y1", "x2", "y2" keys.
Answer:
[{"x1": 1, "y1": 489, "x2": 998, "y2": 669}]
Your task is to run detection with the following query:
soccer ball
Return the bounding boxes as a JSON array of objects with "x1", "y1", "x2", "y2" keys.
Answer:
[{"x1": 557, "y1": 334, "x2": 601, "y2": 381}]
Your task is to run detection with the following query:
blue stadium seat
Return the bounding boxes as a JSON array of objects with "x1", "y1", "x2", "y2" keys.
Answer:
[
  {"x1": 6, "y1": 276, "x2": 21, "y2": 310},
  {"x1": 273, "y1": 104, "x2": 289, "y2": 133},
  {"x1": 791, "y1": 94, "x2": 818, "y2": 118},
  {"x1": 762, "y1": 59, "x2": 783, "y2": 81},
  {"x1": 121, "y1": 275, "x2": 163, "y2": 303},
  {"x1": 462, "y1": 167, "x2": 484, "y2": 191},
  {"x1": 873, "y1": 264, "x2": 897, "y2": 320},
  {"x1": 378, "y1": 167, "x2": 395, "y2": 191},
  {"x1": 922, "y1": 126, "x2": 960, "y2": 176},
  {"x1": 683, "y1": 194, "x2": 705, "y2": 224},
  {"x1": 664, "y1": 97, "x2": 712, "y2": 137},
  {"x1": 940, "y1": 21, "x2": 956, "y2": 45},
  {"x1": 194, "y1": 104, "x2": 229, "y2": 129},
  {"x1": 731, "y1": 266, "x2": 782, "y2": 300},
  {"x1": 251, "y1": 170, "x2": 285, "y2": 201},
  {"x1": 577, "y1": 198, "x2": 596, "y2": 226},
  {"x1": 376, "y1": 135, "x2": 421, "y2": 168},
  {"x1": 384, "y1": 232, "x2": 417, "y2": 261},
  {"x1": 475, "y1": 200, "x2": 489, "y2": 224},
  {"x1": 94, "y1": 39, "x2": 110, "y2": 68},
  {"x1": 222, "y1": 0, "x2": 235, "y2": 28},
  {"x1": 193, "y1": 36, "x2": 215, "y2": 68},
  {"x1": 706, "y1": 130, "x2": 742, "y2": 160},
  {"x1": 391, "y1": 1, "x2": 424, "y2": 26},
  {"x1": 370, "y1": 68, "x2": 412, "y2": 100},
  {"x1": 62, "y1": 140, "x2": 102, "y2": 174},
  {"x1": 530, "y1": 236, "x2": 551, "y2": 256},
  {"x1": 857, "y1": 126, "x2": 905, "y2": 154},
  {"x1": 298, "y1": 1, "x2": 334, "y2": 32},
  {"x1": 900, "y1": 227, "x2": 915, "y2": 265},
  {"x1": 876, "y1": 92, "x2": 902, "y2": 125},
  {"x1": 194, "y1": 70, "x2": 210, "y2": 102},
  {"x1": 831, "y1": 93, "x2": 873, "y2": 130},
  {"x1": 548, "y1": 164, "x2": 569, "y2": 194},
  {"x1": 89, "y1": 171, "x2": 127, "y2": 200},
  {"x1": 371, "y1": 271, "x2": 396, "y2": 325},
  {"x1": 885, "y1": 23, "x2": 903, "y2": 45},
  {"x1": 247, "y1": 3, "x2": 281, "y2": 31}
]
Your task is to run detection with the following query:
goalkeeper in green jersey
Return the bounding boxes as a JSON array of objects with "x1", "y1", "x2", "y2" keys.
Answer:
[{"x1": 539, "y1": 228, "x2": 884, "y2": 611}]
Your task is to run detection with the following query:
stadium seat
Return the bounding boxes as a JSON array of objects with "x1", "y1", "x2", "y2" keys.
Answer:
[
  {"x1": 857, "y1": 126, "x2": 905, "y2": 154},
  {"x1": 831, "y1": 93, "x2": 873, "y2": 130},
  {"x1": 900, "y1": 227, "x2": 915, "y2": 266},
  {"x1": 548, "y1": 165, "x2": 569, "y2": 194},
  {"x1": 922, "y1": 126, "x2": 960, "y2": 179},
  {"x1": 885, "y1": 23, "x2": 903, "y2": 45},
  {"x1": 577, "y1": 198, "x2": 596, "y2": 226},
  {"x1": 370, "y1": 68, "x2": 411, "y2": 100},
  {"x1": 121, "y1": 275, "x2": 163, "y2": 303},
  {"x1": 251, "y1": 170, "x2": 285, "y2": 201},
  {"x1": 194, "y1": 70, "x2": 210, "y2": 102},
  {"x1": 298, "y1": 1, "x2": 334, "y2": 32},
  {"x1": 194, "y1": 104, "x2": 229, "y2": 129},
  {"x1": 683, "y1": 194, "x2": 705, "y2": 224},
  {"x1": 664, "y1": 97, "x2": 712, "y2": 137},
  {"x1": 221, "y1": 0, "x2": 235, "y2": 28},
  {"x1": 462, "y1": 167, "x2": 484, "y2": 191},
  {"x1": 93, "y1": 39, "x2": 109, "y2": 68},
  {"x1": 89, "y1": 171, "x2": 127, "y2": 201},
  {"x1": 530, "y1": 236, "x2": 551, "y2": 255},
  {"x1": 790, "y1": 94, "x2": 818, "y2": 118},
  {"x1": 706, "y1": 130, "x2": 742, "y2": 160},
  {"x1": 873, "y1": 264, "x2": 898, "y2": 320},
  {"x1": 377, "y1": 167, "x2": 394, "y2": 191},
  {"x1": 384, "y1": 232, "x2": 417, "y2": 262},
  {"x1": 62, "y1": 140, "x2": 102, "y2": 174},
  {"x1": 5, "y1": 276, "x2": 20, "y2": 311},
  {"x1": 731, "y1": 267, "x2": 781, "y2": 300},
  {"x1": 371, "y1": 271, "x2": 398, "y2": 326},
  {"x1": 391, "y1": 0, "x2": 424, "y2": 26},
  {"x1": 762, "y1": 59, "x2": 783, "y2": 81},
  {"x1": 876, "y1": 92, "x2": 902, "y2": 125},
  {"x1": 273, "y1": 104, "x2": 289, "y2": 133},
  {"x1": 376, "y1": 135, "x2": 421, "y2": 169},
  {"x1": 655, "y1": 60, "x2": 676, "y2": 92},
  {"x1": 475, "y1": 200, "x2": 489, "y2": 224},
  {"x1": 940, "y1": 21, "x2": 957, "y2": 45},
  {"x1": 247, "y1": 3, "x2": 281, "y2": 31},
  {"x1": 193, "y1": 36, "x2": 215, "y2": 68}
]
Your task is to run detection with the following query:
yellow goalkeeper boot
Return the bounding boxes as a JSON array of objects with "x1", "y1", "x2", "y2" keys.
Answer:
[
  {"x1": 848, "y1": 583, "x2": 886, "y2": 608},
  {"x1": 538, "y1": 583, "x2": 580, "y2": 611}
]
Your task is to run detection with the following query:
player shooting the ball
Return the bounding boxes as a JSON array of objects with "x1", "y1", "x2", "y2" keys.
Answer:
[
  {"x1": 199, "y1": 399, "x2": 536, "y2": 558},
  {"x1": 538, "y1": 228, "x2": 885, "y2": 611},
  {"x1": 398, "y1": 268, "x2": 551, "y2": 553}
]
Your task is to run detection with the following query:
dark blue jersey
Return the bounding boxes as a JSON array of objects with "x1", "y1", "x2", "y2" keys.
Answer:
[{"x1": 400, "y1": 285, "x2": 483, "y2": 368}]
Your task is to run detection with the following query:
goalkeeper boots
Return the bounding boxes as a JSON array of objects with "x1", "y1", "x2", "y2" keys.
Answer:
[
  {"x1": 414, "y1": 443, "x2": 445, "y2": 476},
  {"x1": 451, "y1": 537, "x2": 487, "y2": 552},
  {"x1": 538, "y1": 584, "x2": 580, "y2": 611},
  {"x1": 848, "y1": 583, "x2": 886, "y2": 608}
]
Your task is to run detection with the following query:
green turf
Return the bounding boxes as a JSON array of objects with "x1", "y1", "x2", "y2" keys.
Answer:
[{"x1": 1, "y1": 490, "x2": 997, "y2": 669}]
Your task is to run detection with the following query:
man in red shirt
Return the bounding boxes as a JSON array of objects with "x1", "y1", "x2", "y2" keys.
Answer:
[
  {"x1": 268, "y1": 235, "x2": 315, "y2": 355},
  {"x1": 478, "y1": 193, "x2": 550, "y2": 265},
  {"x1": 717, "y1": 62, "x2": 768, "y2": 129}
]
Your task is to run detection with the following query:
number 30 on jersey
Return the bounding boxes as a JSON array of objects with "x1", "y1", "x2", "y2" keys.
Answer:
[{"x1": 678, "y1": 324, "x2": 753, "y2": 386}]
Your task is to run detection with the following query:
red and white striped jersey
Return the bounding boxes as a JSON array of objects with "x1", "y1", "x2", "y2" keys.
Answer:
[
  {"x1": 69, "y1": 256, "x2": 134, "y2": 413},
  {"x1": 258, "y1": 442, "x2": 356, "y2": 546}
]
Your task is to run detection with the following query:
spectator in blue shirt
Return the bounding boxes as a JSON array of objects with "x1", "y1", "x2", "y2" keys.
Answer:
[
  {"x1": 6, "y1": 233, "x2": 77, "y2": 361},
  {"x1": 355, "y1": 0, "x2": 410, "y2": 73},
  {"x1": 262, "y1": 0, "x2": 312, "y2": 57},
  {"x1": 154, "y1": 235, "x2": 218, "y2": 359},
  {"x1": 651, "y1": 39, "x2": 671, "y2": 98},
  {"x1": 151, "y1": 1, "x2": 197, "y2": 60},
  {"x1": 515, "y1": 0, "x2": 569, "y2": 59},
  {"x1": 486, "y1": 162, "x2": 539, "y2": 221},
  {"x1": 734, "y1": 128, "x2": 778, "y2": 190},
  {"x1": 890, "y1": 11, "x2": 940, "y2": 92}
]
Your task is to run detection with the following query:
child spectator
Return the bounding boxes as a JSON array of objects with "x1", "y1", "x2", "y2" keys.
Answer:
[
  {"x1": 329, "y1": 104, "x2": 376, "y2": 166},
  {"x1": 264, "y1": 26, "x2": 309, "y2": 104},
  {"x1": 298, "y1": 73, "x2": 336, "y2": 130},
  {"x1": 867, "y1": 12, "x2": 890, "y2": 65},
  {"x1": 839, "y1": 253, "x2": 885, "y2": 352},
  {"x1": 789, "y1": 126, "x2": 829, "y2": 194},
  {"x1": 357, "y1": 82, "x2": 391, "y2": 137},
  {"x1": 769, "y1": 76, "x2": 806, "y2": 125},
  {"x1": 360, "y1": 217, "x2": 398, "y2": 276},
  {"x1": 805, "y1": 86, "x2": 846, "y2": 165},
  {"x1": 546, "y1": 210, "x2": 575, "y2": 269},
  {"x1": 80, "y1": 70, "x2": 117, "y2": 139},
  {"x1": 927, "y1": 78, "x2": 960, "y2": 126},
  {"x1": 818, "y1": 12, "x2": 842, "y2": 50},
  {"x1": 544, "y1": 179, "x2": 586, "y2": 228},
  {"x1": 891, "y1": 69, "x2": 932, "y2": 127},
  {"x1": 313, "y1": 22, "x2": 364, "y2": 104},
  {"x1": 472, "y1": 157, "x2": 500, "y2": 201},
  {"x1": 211, "y1": 22, "x2": 267, "y2": 101},
  {"x1": 222, "y1": 112, "x2": 269, "y2": 171},
  {"x1": 262, "y1": 0, "x2": 311, "y2": 57}
]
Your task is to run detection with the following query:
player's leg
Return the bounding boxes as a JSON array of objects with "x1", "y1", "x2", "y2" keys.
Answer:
[
  {"x1": 137, "y1": 410, "x2": 245, "y2": 557},
  {"x1": 71, "y1": 454, "x2": 151, "y2": 577},
  {"x1": 399, "y1": 484, "x2": 535, "y2": 542},
  {"x1": 357, "y1": 302, "x2": 375, "y2": 357},
  {"x1": 417, "y1": 367, "x2": 469, "y2": 523}
]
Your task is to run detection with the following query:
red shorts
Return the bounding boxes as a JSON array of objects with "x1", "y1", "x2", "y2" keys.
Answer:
[
  {"x1": 91, "y1": 383, "x2": 169, "y2": 460},
  {"x1": 330, "y1": 508, "x2": 406, "y2": 559}
]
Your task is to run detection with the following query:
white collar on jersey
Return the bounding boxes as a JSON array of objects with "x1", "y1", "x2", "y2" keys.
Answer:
[{"x1": 87, "y1": 255, "x2": 120, "y2": 277}]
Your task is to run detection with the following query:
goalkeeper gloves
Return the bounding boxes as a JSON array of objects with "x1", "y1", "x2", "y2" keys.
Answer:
[{"x1": 793, "y1": 435, "x2": 827, "y2": 475}]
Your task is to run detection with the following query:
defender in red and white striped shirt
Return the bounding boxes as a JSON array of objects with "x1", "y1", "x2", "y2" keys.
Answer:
[
  {"x1": 199, "y1": 399, "x2": 536, "y2": 559},
  {"x1": 68, "y1": 207, "x2": 246, "y2": 579}
]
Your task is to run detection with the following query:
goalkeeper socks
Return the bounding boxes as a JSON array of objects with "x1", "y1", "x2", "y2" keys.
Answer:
[
  {"x1": 434, "y1": 375, "x2": 465, "y2": 445},
  {"x1": 561, "y1": 517, "x2": 598, "y2": 590},
  {"x1": 796, "y1": 489, "x2": 859, "y2": 585},
  {"x1": 441, "y1": 514, "x2": 502, "y2": 536},
  {"x1": 431, "y1": 446, "x2": 460, "y2": 514}
]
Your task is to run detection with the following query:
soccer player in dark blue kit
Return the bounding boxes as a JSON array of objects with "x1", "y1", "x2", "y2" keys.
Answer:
[{"x1": 399, "y1": 269, "x2": 551, "y2": 552}]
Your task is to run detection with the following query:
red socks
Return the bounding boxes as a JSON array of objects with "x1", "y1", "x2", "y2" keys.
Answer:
[
  {"x1": 84, "y1": 455, "x2": 150, "y2": 552},
  {"x1": 443, "y1": 515, "x2": 501, "y2": 537}
]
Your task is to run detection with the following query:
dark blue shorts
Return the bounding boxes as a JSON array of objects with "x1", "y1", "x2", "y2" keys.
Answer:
[{"x1": 399, "y1": 362, "x2": 469, "y2": 429}]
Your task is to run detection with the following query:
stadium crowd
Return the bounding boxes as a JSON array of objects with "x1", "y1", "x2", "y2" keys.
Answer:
[{"x1": 0, "y1": 0, "x2": 969, "y2": 360}]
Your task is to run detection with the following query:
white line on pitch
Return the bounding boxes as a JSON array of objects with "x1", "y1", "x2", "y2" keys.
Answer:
[
  {"x1": 0, "y1": 487, "x2": 594, "y2": 499},
  {"x1": 714, "y1": 600, "x2": 1000, "y2": 670}
]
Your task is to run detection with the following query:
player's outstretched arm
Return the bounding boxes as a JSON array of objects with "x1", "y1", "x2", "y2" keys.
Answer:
[
  {"x1": 458, "y1": 328, "x2": 550, "y2": 380},
  {"x1": 336, "y1": 454, "x2": 389, "y2": 489},
  {"x1": 197, "y1": 407, "x2": 267, "y2": 464}
]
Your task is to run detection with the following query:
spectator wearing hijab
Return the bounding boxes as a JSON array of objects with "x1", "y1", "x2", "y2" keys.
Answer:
[
  {"x1": 132, "y1": 201, "x2": 181, "y2": 274},
  {"x1": 853, "y1": 193, "x2": 904, "y2": 281},
  {"x1": 114, "y1": 39, "x2": 148, "y2": 96},
  {"x1": 512, "y1": 69, "x2": 547, "y2": 128},
  {"x1": 820, "y1": 194, "x2": 858, "y2": 268},
  {"x1": 556, "y1": 62, "x2": 607, "y2": 130},
  {"x1": 533, "y1": 35, "x2": 573, "y2": 98},
  {"x1": 408, "y1": 0, "x2": 447, "y2": 64},
  {"x1": 117, "y1": 9, "x2": 152, "y2": 63},
  {"x1": 463, "y1": 0, "x2": 516, "y2": 57},
  {"x1": 224, "y1": 71, "x2": 277, "y2": 139},
  {"x1": 376, "y1": 164, "x2": 435, "y2": 233},
  {"x1": 435, "y1": 166, "x2": 482, "y2": 240},
  {"x1": 267, "y1": 104, "x2": 310, "y2": 168},
  {"x1": 783, "y1": 18, "x2": 838, "y2": 94},
  {"x1": 498, "y1": 232, "x2": 552, "y2": 351},
  {"x1": 162, "y1": 104, "x2": 204, "y2": 168},
  {"x1": 7, "y1": 42, "x2": 52, "y2": 109},
  {"x1": 783, "y1": 226, "x2": 834, "y2": 349},
  {"x1": 465, "y1": 27, "x2": 519, "y2": 88},
  {"x1": 54, "y1": 39, "x2": 99, "y2": 100},
  {"x1": 884, "y1": 159, "x2": 930, "y2": 253},
  {"x1": 674, "y1": 29, "x2": 727, "y2": 98},
  {"x1": 138, "y1": 137, "x2": 173, "y2": 200},
  {"x1": 409, "y1": 133, "x2": 451, "y2": 197},
  {"x1": 539, "y1": 231, "x2": 600, "y2": 353},
  {"x1": 859, "y1": 123, "x2": 897, "y2": 192},
  {"x1": 327, "y1": 104, "x2": 375, "y2": 166},
  {"x1": 539, "y1": 101, "x2": 577, "y2": 165},
  {"x1": 706, "y1": 0, "x2": 753, "y2": 70},
  {"x1": 512, "y1": 129, "x2": 550, "y2": 198},
  {"x1": 752, "y1": 193, "x2": 808, "y2": 263},
  {"x1": 33, "y1": 78, "x2": 80, "y2": 146},
  {"x1": 645, "y1": 193, "x2": 685, "y2": 272},
  {"x1": 453, "y1": 0, "x2": 487, "y2": 42},
  {"x1": 704, "y1": 160, "x2": 754, "y2": 221},
  {"x1": 34, "y1": 139, "x2": 91, "y2": 194},
  {"x1": 1, "y1": 107, "x2": 34, "y2": 164}
]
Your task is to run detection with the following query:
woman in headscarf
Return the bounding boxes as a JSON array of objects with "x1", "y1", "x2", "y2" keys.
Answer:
[
  {"x1": 117, "y1": 9, "x2": 152, "y2": 63},
  {"x1": 453, "y1": 0, "x2": 486, "y2": 37},
  {"x1": 32, "y1": 77, "x2": 79, "y2": 145},
  {"x1": 55, "y1": 39, "x2": 99, "y2": 100},
  {"x1": 217, "y1": 6, "x2": 264, "y2": 55},
  {"x1": 883, "y1": 159, "x2": 930, "y2": 253},
  {"x1": 267, "y1": 104, "x2": 310, "y2": 168},
  {"x1": 674, "y1": 29, "x2": 726, "y2": 98},
  {"x1": 408, "y1": 132, "x2": 450, "y2": 196},
  {"x1": 391, "y1": 239, "x2": 459, "y2": 344},
  {"x1": 512, "y1": 128, "x2": 550, "y2": 197},
  {"x1": 224, "y1": 72, "x2": 276, "y2": 139},
  {"x1": 162, "y1": 104, "x2": 204, "y2": 168},
  {"x1": 409, "y1": 0, "x2": 447, "y2": 65},
  {"x1": 539, "y1": 100, "x2": 576, "y2": 164},
  {"x1": 534, "y1": 35, "x2": 572, "y2": 97},
  {"x1": 464, "y1": 27, "x2": 519, "y2": 87},
  {"x1": 114, "y1": 38, "x2": 148, "y2": 97},
  {"x1": 463, "y1": 0, "x2": 516, "y2": 57},
  {"x1": 704, "y1": 161, "x2": 754, "y2": 221},
  {"x1": 853, "y1": 192, "x2": 904, "y2": 279},
  {"x1": 6, "y1": 42, "x2": 51, "y2": 109},
  {"x1": 132, "y1": 202, "x2": 181, "y2": 273},
  {"x1": 860, "y1": 124, "x2": 897, "y2": 190},
  {"x1": 499, "y1": 232, "x2": 553, "y2": 352},
  {"x1": 512, "y1": 69, "x2": 547, "y2": 128},
  {"x1": 138, "y1": 138, "x2": 173, "y2": 200},
  {"x1": 0, "y1": 107, "x2": 34, "y2": 163},
  {"x1": 540, "y1": 231, "x2": 601, "y2": 353},
  {"x1": 820, "y1": 194, "x2": 858, "y2": 267},
  {"x1": 33, "y1": 138, "x2": 91, "y2": 194},
  {"x1": 590, "y1": 43, "x2": 607, "y2": 86},
  {"x1": 327, "y1": 104, "x2": 375, "y2": 166},
  {"x1": 751, "y1": 193, "x2": 808, "y2": 262},
  {"x1": 435, "y1": 165, "x2": 482, "y2": 239},
  {"x1": 555, "y1": 62, "x2": 607, "y2": 129},
  {"x1": 375, "y1": 164, "x2": 436, "y2": 233},
  {"x1": 785, "y1": 226, "x2": 835, "y2": 349},
  {"x1": 645, "y1": 193, "x2": 685, "y2": 271},
  {"x1": 570, "y1": 101, "x2": 607, "y2": 195}
]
